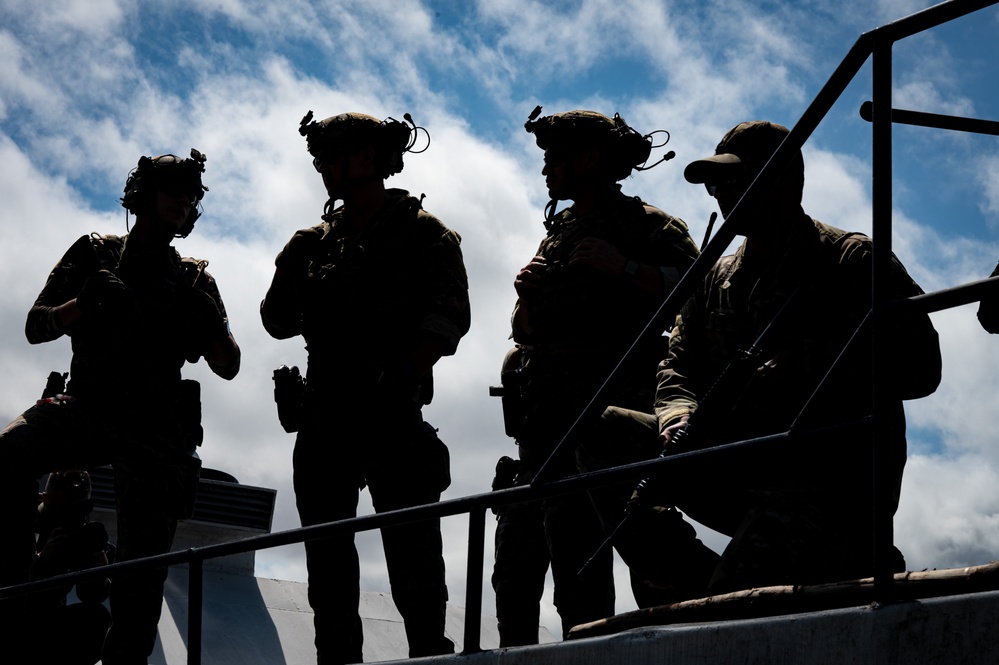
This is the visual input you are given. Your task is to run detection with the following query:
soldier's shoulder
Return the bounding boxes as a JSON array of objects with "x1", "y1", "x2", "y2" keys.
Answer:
[
  {"x1": 285, "y1": 222, "x2": 328, "y2": 246},
  {"x1": 395, "y1": 191, "x2": 461, "y2": 243},
  {"x1": 707, "y1": 252, "x2": 741, "y2": 285},
  {"x1": 83, "y1": 233, "x2": 126, "y2": 267},
  {"x1": 812, "y1": 218, "x2": 868, "y2": 247},
  {"x1": 88, "y1": 232, "x2": 125, "y2": 250},
  {"x1": 417, "y1": 209, "x2": 462, "y2": 246},
  {"x1": 630, "y1": 199, "x2": 689, "y2": 232}
]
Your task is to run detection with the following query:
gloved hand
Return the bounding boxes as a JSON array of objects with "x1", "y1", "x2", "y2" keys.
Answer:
[
  {"x1": 178, "y1": 288, "x2": 229, "y2": 357},
  {"x1": 76, "y1": 270, "x2": 133, "y2": 318},
  {"x1": 275, "y1": 228, "x2": 322, "y2": 275}
]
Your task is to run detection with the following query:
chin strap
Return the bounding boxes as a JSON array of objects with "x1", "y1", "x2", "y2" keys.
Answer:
[{"x1": 543, "y1": 198, "x2": 561, "y2": 230}]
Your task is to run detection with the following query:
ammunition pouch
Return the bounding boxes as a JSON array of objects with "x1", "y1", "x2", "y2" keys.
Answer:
[
  {"x1": 175, "y1": 379, "x2": 204, "y2": 448},
  {"x1": 169, "y1": 452, "x2": 202, "y2": 520},
  {"x1": 490, "y1": 455, "x2": 522, "y2": 515},
  {"x1": 491, "y1": 455, "x2": 522, "y2": 492},
  {"x1": 273, "y1": 365, "x2": 306, "y2": 433},
  {"x1": 114, "y1": 446, "x2": 202, "y2": 521},
  {"x1": 419, "y1": 421, "x2": 451, "y2": 494},
  {"x1": 168, "y1": 380, "x2": 204, "y2": 518}
]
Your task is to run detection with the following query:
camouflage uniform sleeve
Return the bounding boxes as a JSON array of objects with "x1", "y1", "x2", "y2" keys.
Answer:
[
  {"x1": 190, "y1": 263, "x2": 230, "y2": 323},
  {"x1": 419, "y1": 213, "x2": 471, "y2": 355},
  {"x1": 648, "y1": 212, "x2": 707, "y2": 430},
  {"x1": 654, "y1": 247, "x2": 732, "y2": 431},
  {"x1": 891, "y1": 254, "x2": 941, "y2": 400},
  {"x1": 510, "y1": 236, "x2": 548, "y2": 346},
  {"x1": 25, "y1": 235, "x2": 97, "y2": 344},
  {"x1": 260, "y1": 226, "x2": 323, "y2": 340},
  {"x1": 654, "y1": 300, "x2": 703, "y2": 431},
  {"x1": 836, "y1": 234, "x2": 941, "y2": 400}
]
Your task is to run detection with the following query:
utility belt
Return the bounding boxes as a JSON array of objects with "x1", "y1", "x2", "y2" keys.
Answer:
[{"x1": 272, "y1": 362, "x2": 432, "y2": 434}]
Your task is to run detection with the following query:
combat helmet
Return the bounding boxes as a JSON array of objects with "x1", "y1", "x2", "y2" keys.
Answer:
[
  {"x1": 524, "y1": 106, "x2": 657, "y2": 182},
  {"x1": 298, "y1": 110, "x2": 427, "y2": 179},
  {"x1": 121, "y1": 149, "x2": 208, "y2": 238}
]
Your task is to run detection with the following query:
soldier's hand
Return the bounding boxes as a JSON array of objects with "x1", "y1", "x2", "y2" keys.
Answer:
[
  {"x1": 660, "y1": 416, "x2": 689, "y2": 452},
  {"x1": 36, "y1": 527, "x2": 74, "y2": 565},
  {"x1": 179, "y1": 288, "x2": 229, "y2": 355},
  {"x1": 76, "y1": 270, "x2": 132, "y2": 317},
  {"x1": 514, "y1": 256, "x2": 547, "y2": 300},
  {"x1": 569, "y1": 237, "x2": 625, "y2": 274},
  {"x1": 275, "y1": 228, "x2": 322, "y2": 275}
]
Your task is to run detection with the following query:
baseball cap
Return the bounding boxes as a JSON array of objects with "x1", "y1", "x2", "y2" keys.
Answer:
[{"x1": 684, "y1": 120, "x2": 801, "y2": 185}]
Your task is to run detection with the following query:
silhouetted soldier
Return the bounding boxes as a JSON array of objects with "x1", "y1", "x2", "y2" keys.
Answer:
[
  {"x1": 261, "y1": 111, "x2": 469, "y2": 664},
  {"x1": 578, "y1": 120, "x2": 941, "y2": 595},
  {"x1": 28, "y1": 471, "x2": 113, "y2": 665},
  {"x1": 492, "y1": 108, "x2": 703, "y2": 643},
  {"x1": 0, "y1": 150, "x2": 240, "y2": 664}
]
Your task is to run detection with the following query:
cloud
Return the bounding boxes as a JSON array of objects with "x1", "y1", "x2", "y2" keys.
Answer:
[
  {"x1": 897, "y1": 452, "x2": 999, "y2": 569},
  {"x1": 2, "y1": 0, "x2": 998, "y2": 641},
  {"x1": 978, "y1": 155, "x2": 999, "y2": 223}
]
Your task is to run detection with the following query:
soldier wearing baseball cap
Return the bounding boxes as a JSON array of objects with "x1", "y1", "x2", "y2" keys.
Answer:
[
  {"x1": 684, "y1": 121, "x2": 802, "y2": 185},
  {"x1": 577, "y1": 119, "x2": 941, "y2": 597},
  {"x1": 684, "y1": 121, "x2": 805, "y2": 235}
]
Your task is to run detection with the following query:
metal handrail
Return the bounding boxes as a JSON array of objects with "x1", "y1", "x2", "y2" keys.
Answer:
[
  {"x1": 3, "y1": 1, "x2": 998, "y2": 662},
  {"x1": 0, "y1": 418, "x2": 871, "y2": 661}
]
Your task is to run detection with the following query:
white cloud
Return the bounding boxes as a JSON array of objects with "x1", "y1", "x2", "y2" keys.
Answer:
[
  {"x1": 978, "y1": 154, "x2": 999, "y2": 223},
  {"x1": 2, "y1": 0, "x2": 997, "y2": 643},
  {"x1": 897, "y1": 453, "x2": 999, "y2": 569}
]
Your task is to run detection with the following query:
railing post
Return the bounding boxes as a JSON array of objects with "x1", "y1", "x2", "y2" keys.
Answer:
[
  {"x1": 188, "y1": 553, "x2": 204, "y2": 665},
  {"x1": 871, "y1": 34, "x2": 895, "y2": 602},
  {"x1": 462, "y1": 507, "x2": 486, "y2": 654}
]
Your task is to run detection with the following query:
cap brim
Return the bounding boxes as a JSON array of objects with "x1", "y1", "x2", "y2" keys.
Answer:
[{"x1": 683, "y1": 153, "x2": 744, "y2": 184}]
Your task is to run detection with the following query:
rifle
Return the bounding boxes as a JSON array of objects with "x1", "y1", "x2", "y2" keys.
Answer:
[{"x1": 578, "y1": 287, "x2": 802, "y2": 576}]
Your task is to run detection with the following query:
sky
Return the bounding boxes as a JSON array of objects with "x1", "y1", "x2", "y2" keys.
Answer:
[{"x1": 2, "y1": 0, "x2": 999, "y2": 641}]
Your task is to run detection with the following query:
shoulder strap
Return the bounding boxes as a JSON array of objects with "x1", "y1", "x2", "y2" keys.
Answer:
[
  {"x1": 88, "y1": 233, "x2": 126, "y2": 271},
  {"x1": 180, "y1": 256, "x2": 210, "y2": 288}
]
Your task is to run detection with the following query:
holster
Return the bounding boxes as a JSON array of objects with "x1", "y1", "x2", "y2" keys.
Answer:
[
  {"x1": 420, "y1": 421, "x2": 452, "y2": 494},
  {"x1": 273, "y1": 365, "x2": 306, "y2": 433},
  {"x1": 489, "y1": 347, "x2": 530, "y2": 439}
]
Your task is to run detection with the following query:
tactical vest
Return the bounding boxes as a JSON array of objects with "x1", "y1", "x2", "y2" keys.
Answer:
[{"x1": 299, "y1": 192, "x2": 452, "y2": 393}]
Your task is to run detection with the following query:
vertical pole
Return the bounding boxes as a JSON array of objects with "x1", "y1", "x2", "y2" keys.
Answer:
[
  {"x1": 188, "y1": 555, "x2": 203, "y2": 665},
  {"x1": 462, "y1": 507, "x2": 486, "y2": 654},
  {"x1": 871, "y1": 36, "x2": 895, "y2": 602}
]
